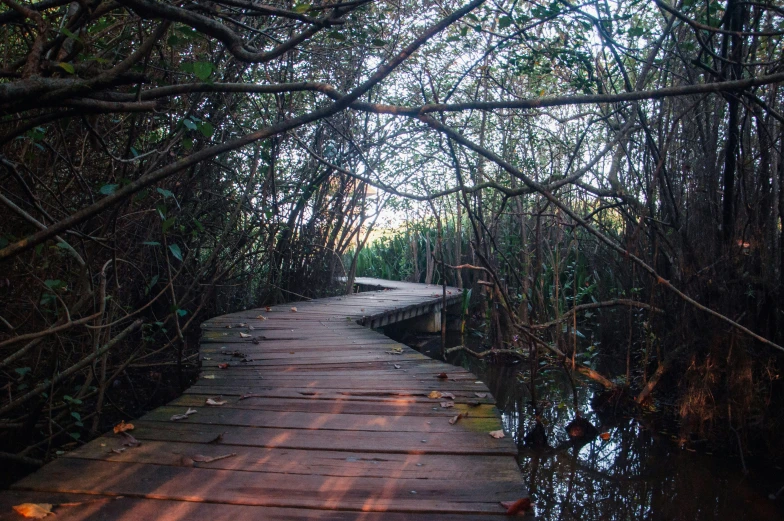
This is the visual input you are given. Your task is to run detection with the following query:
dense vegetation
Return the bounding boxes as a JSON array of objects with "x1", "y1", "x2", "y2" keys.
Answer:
[{"x1": 1, "y1": 0, "x2": 783, "y2": 472}]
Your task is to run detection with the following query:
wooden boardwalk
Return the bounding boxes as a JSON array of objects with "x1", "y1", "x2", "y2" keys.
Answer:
[{"x1": 0, "y1": 278, "x2": 524, "y2": 520}]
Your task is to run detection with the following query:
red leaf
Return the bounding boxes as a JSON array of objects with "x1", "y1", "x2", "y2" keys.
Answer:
[
  {"x1": 501, "y1": 497, "x2": 532, "y2": 515},
  {"x1": 436, "y1": 372, "x2": 448, "y2": 379}
]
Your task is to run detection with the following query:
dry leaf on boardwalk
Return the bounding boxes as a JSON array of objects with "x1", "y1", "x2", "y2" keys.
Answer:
[
  {"x1": 170, "y1": 408, "x2": 198, "y2": 421},
  {"x1": 500, "y1": 497, "x2": 533, "y2": 515},
  {"x1": 386, "y1": 346, "x2": 404, "y2": 354},
  {"x1": 441, "y1": 392, "x2": 455, "y2": 399},
  {"x1": 121, "y1": 431, "x2": 141, "y2": 447},
  {"x1": 436, "y1": 372, "x2": 448, "y2": 379},
  {"x1": 238, "y1": 393, "x2": 263, "y2": 400},
  {"x1": 205, "y1": 398, "x2": 227, "y2": 406},
  {"x1": 255, "y1": 315, "x2": 267, "y2": 320},
  {"x1": 290, "y1": 307, "x2": 297, "y2": 312},
  {"x1": 191, "y1": 453, "x2": 236, "y2": 463},
  {"x1": 238, "y1": 332, "x2": 251, "y2": 338},
  {"x1": 203, "y1": 374, "x2": 216, "y2": 379},
  {"x1": 474, "y1": 392, "x2": 488, "y2": 398},
  {"x1": 265, "y1": 306, "x2": 272, "y2": 312},
  {"x1": 112, "y1": 420, "x2": 134, "y2": 434},
  {"x1": 217, "y1": 363, "x2": 229, "y2": 369},
  {"x1": 489, "y1": 430, "x2": 505, "y2": 439},
  {"x1": 428, "y1": 391, "x2": 442, "y2": 399},
  {"x1": 449, "y1": 413, "x2": 466, "y2": 425},
  {"x1": 207, "y1": 432, "x2": 225, "y2": 444},
  {"x1": 12, "y1": 503, "x2": 52, "y2": 519},
  {"x1": 440, "y1": 401, "x2": 455, "y2": 408}
]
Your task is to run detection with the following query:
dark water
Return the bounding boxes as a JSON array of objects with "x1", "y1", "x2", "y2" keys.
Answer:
[{"x1": 387, "y1": 329, "x2": 784, "y2": 521}]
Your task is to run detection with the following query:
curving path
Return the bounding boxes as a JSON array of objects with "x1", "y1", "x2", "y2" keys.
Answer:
[{"x1": 0, "y1": 278, "x2": 524, "y2": 520}]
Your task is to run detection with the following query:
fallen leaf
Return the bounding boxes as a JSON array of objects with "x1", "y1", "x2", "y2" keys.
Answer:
[
  {"x1": 110, "y1": 448, "x2": 126, "y2": 454},
  {"x1": 489, "y1": 430, "x2": 505, "y2": 439},
  {"x1": 121, "y1": 431, "x2": 140, "y2": 447},
  {"x1": 440, "y1": 401, "x2": 455, "y2": 408},
  {"x1": 191, "y1": 452, "x2": 236, "y2": 463},
  {"x1": 255, "y1": 315, "x2": 267, "y2": 320},
  {"x1": 290, "y1": 307, "x2": 297, "y2": 312},
  {"x1": 474, "y1": 392, "x2": 488, "y2": 398},
  {"x1": 265, "y1": 306, "x2": 272, "y2": 312},
  {"x1": 238, "y1": 332, "x2": 251, "y2": 338},
  {"x1": 428, "y1": 391, "x2": 442, "y2": 399},
  {"x1": 501, "y1": 497, "x2": 533, "y2": 515},
  {"x1": 205, "y1": 398, "x2": 227, "y2": 406},
  {"x1": 224, "y1": 325, "x2": 232, "y2": 329},
  {"x1": 599, "y1": 432, "x2": 611, "y2": 441},
  {"x1": 441, "y1": 392, "x2": 455, "y2": 399},
  {"x1": 207, "y1": 432, "x2": 225, "y2": 444},
  {"x1": 12, "y1": 503, "x2": 52, "y2": 519},
  {"x1": 449, "y1": 413, "x2": 466, "y2": 425},
  {"x1": 170, "y1": 408, "x2": 198, "y2": 421},
  {"x1": 180, "y1": 455, "x2": 194, "y2": 467},
  {"x1": 203, "y1": 374, "x2": 216, "y2": 379},
  {"x1": 436, "y1": 372, "x2": 448, "y2": 379},
  {"x1": 386, "y1": 346, "x2": 404, "y2": 355},
  {"x1": 394, "y1": 364, "x2": 401, "y2": 369},
  {"x1": 217, "y1": 363, "x2": 229, "y2": 369},
  {"x1": 237, "y1": 323, "x2": 247, "y2": 327},
  {"x1": 239, "y1": 393, "x2": 263, "y2": 400},
  {"x1": 113, "y1": 420, "x2": 134, "y2": 434}
]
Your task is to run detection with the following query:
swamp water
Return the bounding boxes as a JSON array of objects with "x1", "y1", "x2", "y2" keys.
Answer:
[{"x1": 386, "y1": 329, "x2": 784, "y2": 521}]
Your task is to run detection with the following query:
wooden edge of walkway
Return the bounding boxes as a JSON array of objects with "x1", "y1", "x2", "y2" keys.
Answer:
[{"x1": 0, "y1": 278, "x2": 526, "y2": 520}]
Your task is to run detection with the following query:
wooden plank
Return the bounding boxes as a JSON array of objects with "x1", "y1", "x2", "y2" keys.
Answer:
[
  {"x1": 0, "y1": 492, "x2": 511, "y2": 520},
  {"x1": 13, "y1": 459, "x2": 523, "y2": 514},
  {"x1": 64, "y1": 440, "x2": 521, "y2": 480},
  {"x1": 122, "y1": 420, "x2": 517, "y2": 455}
]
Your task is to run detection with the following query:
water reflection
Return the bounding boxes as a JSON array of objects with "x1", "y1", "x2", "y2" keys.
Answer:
[{"x1": 390, "y1": 330, "x2": 783, "y2": 521}]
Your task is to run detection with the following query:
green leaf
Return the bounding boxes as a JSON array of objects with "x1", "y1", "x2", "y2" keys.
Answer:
[
  {"x1": 58, "y1": 62, "x2": 75, "y2": 74},
  {"x1": 168, "y1": 244, "x2": 183, "y2": 261},
  {"x1": 44, "y1": 279, "x2": 67, "y2": 290},
  {"x1": 71, "y1": 412, "x2": 81, "y2": 421},
  {"x1": 157, "y1": 187, "x2": 175, "y2": 199},
  {"x1": 142, "y1": 241, "x2": 161, "y2": 246},
  {"x1": 182, "y1": 137, "x2": 194, "y2": 150},
  {"x1": 162, "y1": 217, "x2": 176, "y2": 233},
  {"x1": 327, "y1": 31, "x2": 346, "y2": 41},
  {"x1": 60, "y1": 28, "x2": 82, "y2": 42},
  {"x1": 182, "y1": 119, "x2": 197, "y2": 131},
  {"x1": 99, "y1": 184, "x2": 119, "y2": 195},
  {"x1": 498, "y1": 16, "x2": 511, "y2": 29},
  {"x1": 192, "y1": 61, "x2": 214, "y2": 81},
  {"x1": 176, "y1": 309, "x2": 188, "y2": 317},
  {"x1": 371, "y1": 38, "x2": 386, "y2": 47},
  {"x1": 69, "y1": 432, "x2": 81, "y2": 440},
  {"x1": 293, "y1": 3, "x2": 311, "y2": 13},
  {"x1": 197, "y1": 121, "x2": 214, "y2": 138},
  {"x1": 628, "y1": 26, "x2": 645, "y2": 37},
  {"x1": 14, "y1": 367, "x2": 31, "y2": 377}
]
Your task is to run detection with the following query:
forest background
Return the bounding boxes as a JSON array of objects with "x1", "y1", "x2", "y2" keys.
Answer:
[{"x1": 1, "y1": 0, "x2": 783, "y2": 474}]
